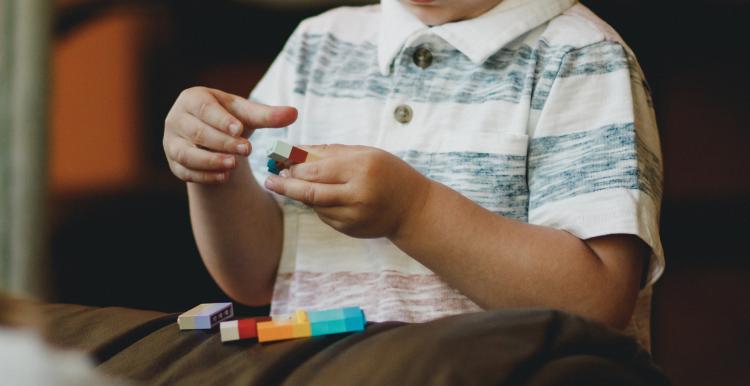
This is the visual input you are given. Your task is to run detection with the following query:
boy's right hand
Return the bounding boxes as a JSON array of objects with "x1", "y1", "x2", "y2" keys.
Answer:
[{"x1": 163, "y1": 86, "x2": 297, "y2": 184}]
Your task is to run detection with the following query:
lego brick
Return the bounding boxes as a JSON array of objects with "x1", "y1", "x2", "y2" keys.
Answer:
[
  {"x1": 342, "y1": 307, "x2": 366, "y2": 332},
  {"x1": 307, "y1": 308, "x2": 345, "y2": 323},
  {"x1": 288, "y1": 146, "x2": 308, "y2": 164},
  {"x1": 258, "y1": 311, "x2": 312, "y2": 342},
  {"x1": 220, "y1": 316, "x2": 272, "y2": 342},
  {"x1": 308, "y1": 307, "x2": 366, "y2": 336},
  {"x1": 308, "y1": 308, "x2": 347, "y2": 336},
  {"x1": 257, "y1": 321, "x2": 296, "y2": 342},
  {"x1": 220, "y1": 321, "x2": 240, "y2": 342},
  {"x1": 310, "y1": 319, "x2": 348, "y2": 336},
  {"x1": 267, "y1": 140, "x2": 293, "y2": 162},
  {"x1": 267, "y1": 159, "x2": 280, "y2": 175},
  {"x1": 238, "y1": 316, "x2": 272, "y2": 339},
  {"x1": 295, "y1": 310, "x2": 308, "y2": 322},
  {"x1": 178, "y1": 303, "x2": 233, "y2": 330},
  {"x1": 292, "y1": 321, "x2": 312, "y2": 338},
  {"x1": 344, "y1": 317, "x2": 364, "y2": 332},
  {"x1": 266, "y1": 140, "x2": 320, "y2": 176},
  {"x1": 257, "y1": 307, "x2": 365, "y2": 341}
]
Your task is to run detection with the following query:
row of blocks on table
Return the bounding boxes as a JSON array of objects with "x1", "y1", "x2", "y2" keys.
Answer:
[
  {"x1": 221, "y1": 306, "x2": 366, "y2": 343},
  {"x1": 266, "y1": 140, "x2": 319, "y2": 175},
  {"x1": 220, "y1": 307, "x2": 365, "y2": 342},
  {"x1": 176, "y1": 303, "x2": 366, "y2": 343}
]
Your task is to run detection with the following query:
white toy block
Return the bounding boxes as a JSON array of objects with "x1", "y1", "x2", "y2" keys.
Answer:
[{"x1": 178, "y1": 303, "x2": 233, "y2": 330}]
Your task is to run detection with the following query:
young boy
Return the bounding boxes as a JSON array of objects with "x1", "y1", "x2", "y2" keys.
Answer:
[{"x1": 163, "y1": 0, "x2": 664, "y2": 348}]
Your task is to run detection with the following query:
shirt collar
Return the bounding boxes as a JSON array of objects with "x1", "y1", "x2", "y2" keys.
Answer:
[{"x1": 378, "y1": 0, "x2": 577, "y2": 75}]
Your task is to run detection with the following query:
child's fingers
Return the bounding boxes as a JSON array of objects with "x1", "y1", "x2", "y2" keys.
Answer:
[
  {"x1": 285, "y1": 158, "x2": 351, "y2": 184},
  {"x1": 264, "y1": 176, "x2": 347, "y2": 207},
  {"x1": 165, "y1": 138, "x2": 237, "y2": 171},
  {"x1": 210, "y1": 89, "x2": 298, "y2": 130},
  {"x1": 301, "y1": 144, "x2": 353, "y2": 157},
  {"x1": 170, "y1": 162, "x2": 228, "y2": 184},
  {"x1": 181, "y1": 88, "x2": 244, "y2": 136},
  {"x1": 175, "y1": 114, "x2": 251, "y2": 156}
]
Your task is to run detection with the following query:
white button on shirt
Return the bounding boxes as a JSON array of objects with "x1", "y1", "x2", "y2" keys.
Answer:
[{"x1": 248, "y1": 0, "x2": 664, "y2": 349}]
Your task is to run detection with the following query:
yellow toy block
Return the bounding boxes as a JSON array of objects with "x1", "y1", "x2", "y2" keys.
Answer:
[{"x1": 292, "y1": 321, "x2": 311, "y2": 338}]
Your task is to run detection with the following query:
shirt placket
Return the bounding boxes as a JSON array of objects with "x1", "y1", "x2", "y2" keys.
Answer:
[{"x1": 377, "y1": 33, "x2": 441, "y2": 152}]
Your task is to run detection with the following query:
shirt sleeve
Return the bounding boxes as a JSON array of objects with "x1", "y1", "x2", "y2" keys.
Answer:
[{"x1": 527, "y1": 40, "x2": 664, "y2": 285}]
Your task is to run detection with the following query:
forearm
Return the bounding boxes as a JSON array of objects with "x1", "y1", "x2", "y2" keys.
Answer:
[
  {"x1": 188, "y1": 160, "x2": 282, "y2": 305},
  {"x1": 390, "y1": 181, "x2": 644, "y2": 328}
]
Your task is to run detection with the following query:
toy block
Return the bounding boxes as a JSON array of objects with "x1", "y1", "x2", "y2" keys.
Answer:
[
  {"x1": 310, "y1": 306, "x2": 365, "y2": 335},
  {"x1": 342, "y1": 307, "x2": 366, "y2": 332},
  {"x1": 292, "y1": 322, "x2": 312, "y2": 338},
  {"x1": 219, "y1": 316, "x2": 272, "y2": 342},
  {"x1": 267, "y1": 159, "x2": 281, "y2": 175},
  {"x1": 178, "y1": 303, "x2": 233, "y2": 330},
  {"x1": 266, "y1": 140, "x2": 320, "y2": 175},
  {"x1": 295, "y1": 309, "x2": 308, "y2": 323},
  {"x1": 257, "y1": 310, "x2": 312, "y2": 342},
  {"x1": 307, "y1": 307, "x2": 366, "y2": 336},
  {"x1": 257, "y1": 321, "x2": 295, "y2": 342},
  {"x1": 268, "y1": 140, "x2": 293, "y2": 163},
  {"x1": 288, "y1": 146, "x2": 308, "y2": 164},
  {"x1": 257, "y1": 307, "x2": 365, "y2": 342}
]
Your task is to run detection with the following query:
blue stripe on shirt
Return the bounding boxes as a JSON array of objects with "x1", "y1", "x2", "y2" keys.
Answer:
[
  {"x1": 528, "y1": 123, "x2": 662, "y2": 210},
  {"x1": 284, "y1": 33, "x2": 627, "y2": 108}
]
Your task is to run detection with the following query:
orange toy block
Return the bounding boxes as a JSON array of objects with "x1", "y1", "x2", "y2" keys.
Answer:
[
  {"x1": 257, "y1": 321, "x2": 295, "y2": 342},
  {"x1": 257, "y1": 310, "x2": 311, "y2": 343}
]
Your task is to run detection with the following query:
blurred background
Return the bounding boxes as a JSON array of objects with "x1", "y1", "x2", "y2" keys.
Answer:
[{"x1": 1, "y1": 0, "x2": 748, "y2": 385}]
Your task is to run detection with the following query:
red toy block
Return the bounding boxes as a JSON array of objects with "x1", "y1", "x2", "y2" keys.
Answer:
[
  {"x1": 288, "y1": 146, "x2": 308, "y2": 164},
  {"x1": 238, "y1": 316, "x2": 271, "y2": 339}
]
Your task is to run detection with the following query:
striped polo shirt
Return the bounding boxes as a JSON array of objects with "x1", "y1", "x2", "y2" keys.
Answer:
[{"x1": 248, "y1": 0, "x2": 664, "y2": 348}]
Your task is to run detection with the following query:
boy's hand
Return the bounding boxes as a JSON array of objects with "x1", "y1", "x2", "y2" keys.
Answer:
[
  {"x1": 163, "y1": 86, "x2": 297, "y2": 184},
  {"x1": 264, "y1": 145, "x2": 433, "y2": 239}
]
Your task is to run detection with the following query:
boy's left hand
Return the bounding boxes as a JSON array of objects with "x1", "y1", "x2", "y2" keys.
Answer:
[{"x1": 264, "y1": 145, "x2": 432, "y2": 239}]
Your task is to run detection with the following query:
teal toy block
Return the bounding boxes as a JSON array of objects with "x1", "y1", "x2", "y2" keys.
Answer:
[
  {"x1": 342, "y1": 307, "x2": 366, "y2": 332},
  {"x1": 308, "y1": 307, "x2": 365, "y2": 336},
  {"x1": 308, "y1": 308, "x2": 344, "y2": 322},
  {"x1": 267, "y1": 159, "x2": 280, "y2": 175},
  {"x1": 309, "y1": 309, "x2": 346, "y2": 336}
]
